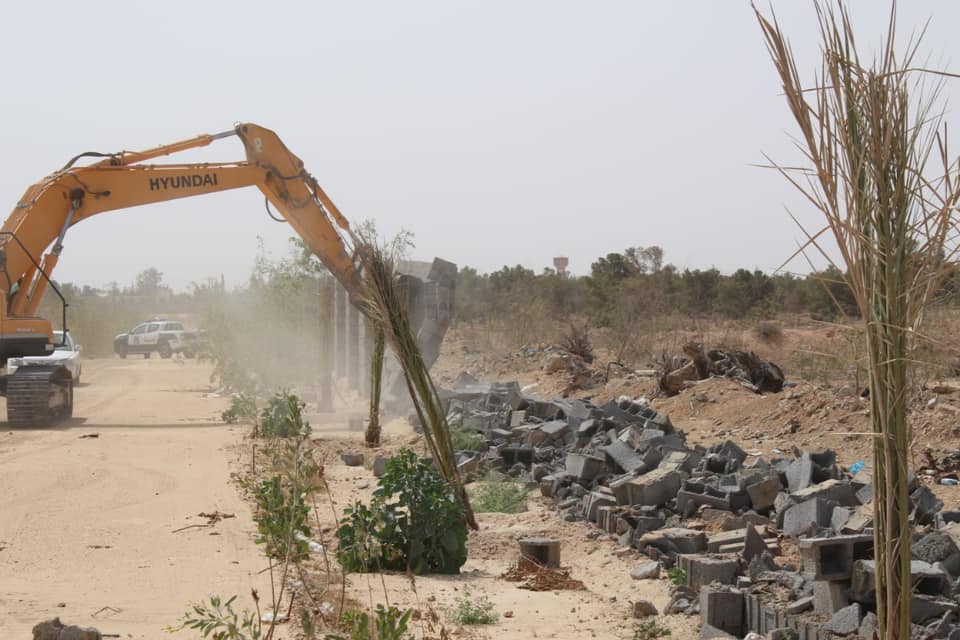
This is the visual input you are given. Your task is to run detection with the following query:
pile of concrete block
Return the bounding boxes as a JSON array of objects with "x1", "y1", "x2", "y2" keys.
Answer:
[{"x1": 441, "y1": 374, "x2": 960, "y2": 638}]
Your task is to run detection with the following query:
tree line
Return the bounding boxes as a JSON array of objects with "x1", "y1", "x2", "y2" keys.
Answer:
[{"x1": 454, "y1": 245, "x2": 960, "y2": 327}]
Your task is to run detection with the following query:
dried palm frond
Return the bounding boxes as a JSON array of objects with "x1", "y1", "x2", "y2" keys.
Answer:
[
  {"x1": 755, "y1": 3, "x2": 960, "y2": 637},
  {"x1": 354, "y1": 232, "x2": 478, "y2": 530}
]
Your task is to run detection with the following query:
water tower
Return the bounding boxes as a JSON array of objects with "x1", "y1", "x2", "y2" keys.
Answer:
[{"x1": 553, "y1": 256, "x2": 569, "y2": 275}]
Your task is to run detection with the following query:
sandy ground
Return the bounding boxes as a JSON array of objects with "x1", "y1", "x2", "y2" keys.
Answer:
[
  {"x1": 0, "y1": 357, "x2": 702, "y2": 640},
  {"x1": 0, "y1": 358, "x2": 283, "y2": 639}
]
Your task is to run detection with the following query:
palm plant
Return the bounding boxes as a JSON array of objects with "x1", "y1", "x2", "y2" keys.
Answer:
[
  {"x1": 756, "y1": 3, "x2": 960, "y2": 637},
  {"x1": 354, "y1": 231, "x2": 478, "y2": 529}
]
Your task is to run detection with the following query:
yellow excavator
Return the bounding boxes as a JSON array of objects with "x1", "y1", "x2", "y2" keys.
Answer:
[{"x1": 0, "y1": 123, "x2": 450, "y2": 424}]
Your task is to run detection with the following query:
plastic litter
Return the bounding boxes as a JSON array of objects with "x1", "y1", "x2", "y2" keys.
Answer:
[
  {"x1": 295, "y1": 531, "x2": 327, "y2": 553},
  {"x1": 260, "y1": 611, "x2": 288, "y2": 623},
  {"x1": 850, "y1": 461, "x2": 866, "y2": 474}
]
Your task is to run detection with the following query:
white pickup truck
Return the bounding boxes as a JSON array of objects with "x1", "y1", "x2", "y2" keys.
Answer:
[
  {"x1": 113, "y1": 320, "x2": 199, "y2": 359},
  {"x1": 7, "y1": 330, "x2": 83, "y2": 383}
]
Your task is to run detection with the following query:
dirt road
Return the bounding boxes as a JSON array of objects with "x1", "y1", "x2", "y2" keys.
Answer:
[{"x1": 0, "y1": 358, "x2": 277, "y2": 638}]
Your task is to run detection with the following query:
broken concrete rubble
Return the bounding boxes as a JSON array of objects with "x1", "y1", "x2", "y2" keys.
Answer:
[
  {"x1": 630, "y1": 560, "x2": 661, "y2": 580},
  {"x1": 441, "y1": 372, "x2": 960, "y2": 639},
  {"x1": 822, "y1": 602, "x2": 862, "y2": 636},
  {"x1": 679, "y1": 554, "x2": 740, "y2": 590}
]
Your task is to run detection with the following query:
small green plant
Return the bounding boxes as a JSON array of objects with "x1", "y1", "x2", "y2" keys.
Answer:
[
  {"x1": 470, "y1": 471, "x2": 527, "y2": 513},
  {"x1": 301, "y1": 608, "x2": 318, "y2": 640},
  {"x1": 167, "y1": 594, "x2": 261, "y2": 639},
  {"x1": 448, "y1": 588, "x2": 498, "y2": 625},
  {"x1": 259, "y1": 391, "x2": 310, "y2": 438},
  {"x1": 631, "y1": 618, "x2": 671, "y2": 640},
  {"x1": 336, "y1": 448, "x2": 467, "y2": 575},
  {"x1": 253, "y1": 474, "x2": 311, "y2": 561},
  {"x1": 666, "y1": 567, "x2": 686, "y2": 587},
  {"x1": 326, "y1": 605, "x2": 413, "y2": 640},
  {"x1": 336, "y1": 499, "x2": 405, "y2": 573},
  {"x1": 222, "y1": 393, "x2": 258, "y2": 424}
]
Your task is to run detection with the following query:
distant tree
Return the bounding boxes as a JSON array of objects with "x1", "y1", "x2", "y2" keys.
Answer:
[
  {"x1": 590, "y1": 252, "x2": 638, "y2": 283},
  {"x1": 488, "y1": 265, "x2": 536, "y2": 293},
  {"x1": 679, "y1": 268, "x2": 720, "y2": 315},
  {"x1": 624, "y1": 245, "x2": 664, "y2": 274},
  {"x1": 453, "y1": 266, "x2": 490, "y2": 322},
  {"x1": 716, "y1": 269, "x2": 774, "y2": 318},
  {"x1": 805, "y1": 266, "x2": 859, "y2": 319},
  {"x1": 133, "y1": 267, "x2": 165, "y2": 296}
]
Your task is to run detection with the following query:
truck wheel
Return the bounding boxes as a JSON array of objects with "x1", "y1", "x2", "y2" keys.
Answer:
[
  {"x1": 184, "y1": 350, "x2": 196, "y2": 359},
  {"x1": 118, "y1": 346, "x2": 127, "y2": 359},
  {"x1": 143, "y1": 352, "x2": 151, "y2": 359},
  {"x1": 159, "y1": 342, "x2": 173, "y2": 359}
]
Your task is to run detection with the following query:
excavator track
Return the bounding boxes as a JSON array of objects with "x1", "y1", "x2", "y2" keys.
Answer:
[{"x1": 6, "y1": 366, "x2": 73, "y2": 426}]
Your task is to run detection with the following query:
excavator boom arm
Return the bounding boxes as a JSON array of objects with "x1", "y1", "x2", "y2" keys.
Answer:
[{"x1": 0, "y1": 124, "x2": 362, "y2": 322}]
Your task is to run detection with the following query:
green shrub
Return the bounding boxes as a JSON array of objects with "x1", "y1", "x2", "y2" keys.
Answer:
[
  {"x1": 631, "y1": 619, "x2": 671, "y2": 640},
  {"x1": 167, "y1": 594, "x2": 261, "y2": 639},
  {"x1": 253, "y1": 475, "x2": 311, "y2": 562},
  {"x1": 336, "y1": 500, "x2": 405, "y2": 574},
  {"x1": 470, "y1": 472, "x2": 527, "y2": 513},
  {"x1": 336, "y1": 449, "x2": 467, "y2": 575},
  {"x1": 448, "y1": 588, "x2": 498, "y2": 625},
  {"x1": 326, "y1": 605, "x2": 413, "y2": 640},
  {"x1": 222, "y1": 393, "x2": 258, "y2": 424},
  {"x1": 259, "y1": 391, "x2": 310, "y2": 438},
  {"x1": 666, "y1": 567, "x2": 686, "y2": 586}
]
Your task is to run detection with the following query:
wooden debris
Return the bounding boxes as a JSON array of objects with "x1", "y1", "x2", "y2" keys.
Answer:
[
  {"x1": 658, "y1": 342, "x2": 784, "y2": 396},
  {"x1": 501, "y1": 557, "x2": 586, "y2": 591}
]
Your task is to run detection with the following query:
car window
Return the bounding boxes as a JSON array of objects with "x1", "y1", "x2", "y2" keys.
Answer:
[
  {"x1": 146, "y1": 324, "x2": 160, "y2": 332},
  {"x1": 164, "y1": 322, "x2": 183, "y2": 331},
  {"x1": 132, "y1": 324, "x2": 147, "y2": 335}
]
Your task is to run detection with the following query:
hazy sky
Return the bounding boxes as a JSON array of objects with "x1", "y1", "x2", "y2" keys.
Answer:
[{"x1": 3, "y1": 1, "x2": 960, "y2": 291}]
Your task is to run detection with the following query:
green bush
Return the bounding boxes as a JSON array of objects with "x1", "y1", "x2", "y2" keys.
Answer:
[
  {"x1": 327, "y1": 605, "x2": 413, "y2": 640},
  {"x1": 448, "y1": 588, "x2": 498, "y2": 625},
  {"x1": 336, "y1": 500, "x2": 405, "y2": 574},
  {"x1": 336, "y1": 449, "x2": 467, "y2": 575},
  {"x1": 222, "y1": 393, "x2": 258, "y2": 424},
  {"x1": 666, "y1": 567, "x2": 686, "y2": 587},
  {"x1": 259, "y1": 391, "x2": 310, "y2": 438},
  {"x1": 167, "y1": 594, "x2": 261, "y2": 639},
  {"x1": 470, "y1": 472, "x2": 527, "y2": 513},
  {"x1": 631, "y1": 619, "x2": 671, "y2": 640},
  {"x1": 253, "y1": 475, "x2": 311, "y2": 562}
]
